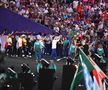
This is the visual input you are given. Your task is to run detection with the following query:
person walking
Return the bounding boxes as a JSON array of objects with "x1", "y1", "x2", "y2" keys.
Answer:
[{"x1": 34, "y1": 38, "x2": 42, "y2": 60}]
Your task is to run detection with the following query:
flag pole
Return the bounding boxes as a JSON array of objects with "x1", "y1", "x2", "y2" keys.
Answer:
[{"x1": 70, "y1": 63, "x2": 79, "y2": 90}]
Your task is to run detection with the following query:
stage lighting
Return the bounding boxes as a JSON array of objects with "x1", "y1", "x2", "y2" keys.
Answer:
[
  {"x1": 21, "y1": 63, "x2": 31, "y2": 73},
  {"x1": 7, "y1": 84, "x2": 10, "y2": 87},
  {"x1": 41, "y1": 59, "x2": 49, "y2": 69},
  {"x1": 7, "y1": 67, "x2": 17, "y2": 78}
]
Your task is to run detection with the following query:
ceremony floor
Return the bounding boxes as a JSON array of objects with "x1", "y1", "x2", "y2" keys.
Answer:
[{"x1": 0, "y1": 55, "x2": 88, "y2": 90}]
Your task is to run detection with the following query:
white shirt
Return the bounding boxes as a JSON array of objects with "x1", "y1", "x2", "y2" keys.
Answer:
[
  {"x1": 18, "y1": 37, "x2": 22, "y2": 48},
  {"x1": 44, "y1": 9, "x2": 48, "y2": 14},
  {"x1": 19, "y1": 9, "x2": 25, "y2": 15},
  {"x1": 67, "y1": 7, "x2": 73, "y2": 13},
  {"x1": 98, "y1": 22, "x2": 104, "y2": 30},
  {"x1": 73, "y1": 0, "x2": 79, "y2": 9},
  {"x1": 54, "y1": 27, "x2": 60, "y2": 33},
  {"x1": 52, "y1": 39, "x2": 59, "y2": 49},
  {"x1": 75, "y1": 24, "x2": 79, "y2": 31}
]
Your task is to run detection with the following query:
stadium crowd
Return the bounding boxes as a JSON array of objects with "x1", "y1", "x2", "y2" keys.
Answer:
[
  {"x1": 0, "y1": 0, "x2": 108, "y2": 59},
  {"x1": 0, "y1": 0, "x2": 108, "y2": 90},
  {"x1": 0, "y1": 0, "x2": 108, "y2": 31}
]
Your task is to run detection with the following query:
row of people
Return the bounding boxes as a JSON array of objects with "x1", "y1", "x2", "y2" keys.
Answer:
[{"x1": 3, "y1": 30, "x2": 107, "y2": 61}]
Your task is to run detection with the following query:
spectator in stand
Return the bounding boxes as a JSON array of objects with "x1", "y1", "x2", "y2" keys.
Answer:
[
  {"x1": 73, "y1": 0, "x2": 79, "y2": 11},
  {"x1": 97, "y1": 44, "x2": 105, "y2": 56}
]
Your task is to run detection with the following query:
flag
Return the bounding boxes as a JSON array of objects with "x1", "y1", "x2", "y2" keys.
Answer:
[
  {"x1": 70, "y1": 64, "x2": 84, "y2": 90},
  {"x1": 79, "y1": 48, "x2": 107, "y2": 80},
  {"x1": 70, "y1": 48, "x2": 107, "y2": 90},
  {"x1": 89, "y1": 57, "x2": 107, "y2": 80},
  {"x1": 92, "y1": 69, "x2": 103, "y2": 90},
  {"x1": 80, "y1": 55, "x2": 93, "y2": 90},
  {"x1": 70, "y1": 48, "x2": 94, "y2": 90},
  {"x1": 93, "y1": 76, "x2": 100, "y2": 90}
]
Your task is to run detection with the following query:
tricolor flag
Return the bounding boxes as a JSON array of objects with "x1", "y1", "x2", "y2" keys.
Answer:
[
  {"x1": 92, "y1": 69, "x2": 103, "y2": 90},
  {"x1": 70, "y1": 48, "x2": 107, "y2": 90},
  {"x1": 80, "y1": 54, "x2": 93, "y2": 90},
  {"x1": 79, "y1": 48, "x2": 107, "y2": 80},
  {"x1": 89, "y1": 57, "x2": 107, "y2": 80},
  {"x1": 93, "y1": 76, "x2": 100, "y2": 90}
]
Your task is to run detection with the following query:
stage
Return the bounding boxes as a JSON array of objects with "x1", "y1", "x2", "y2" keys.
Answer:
[{"x1": 0, "y1": 55, "x2": 87, "y2": 90}]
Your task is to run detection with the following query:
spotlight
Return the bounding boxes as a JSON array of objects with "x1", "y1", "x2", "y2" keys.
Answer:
[
  {"x1": 7, "y1": 67, "x2": 17, "y2": 78},
  {"x1": 41, "y1": 59, "x2": 49, "y2": 69},
  {"x1": 31, "y1": 72, "x2": 35, "y2": 77},
  {"x1": 21, "y1": 63, "x2": 31, "y2": 73},
  {"x1": 7, "y1": 84, "x2": 10, "y2": 88}
]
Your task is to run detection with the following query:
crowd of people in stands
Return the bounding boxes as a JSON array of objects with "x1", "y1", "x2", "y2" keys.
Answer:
[
  {"x1": 0, "y1": 0, "x2": 108, "y2": 60},
  {"x1": 0, "y1": 0, "x2": 108, "y2": 31},
  {"x1": 0, "y1": 0, "x2": 108, "y2": 89}
]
